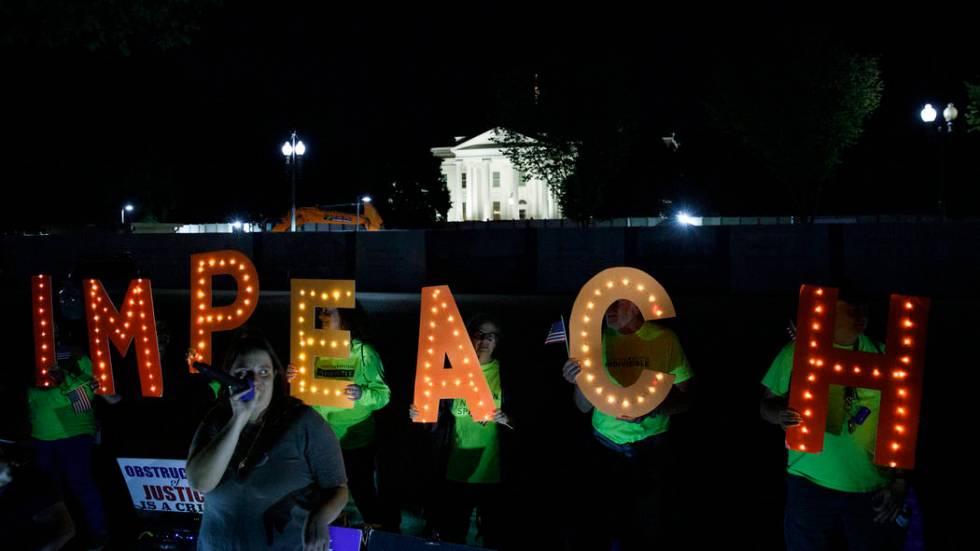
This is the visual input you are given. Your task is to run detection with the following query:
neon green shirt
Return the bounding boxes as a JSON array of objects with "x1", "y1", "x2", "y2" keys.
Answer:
[
  {"x1": 762, "y1": 334, "x2": 889, "y2": 493},
  {"x1": 446, "y1": 360, "x2": 502, "y2": 484},
  {"x1": 591, "y1": 322, "x2": 693, "y2": 445},
  {"x1": 311, "y1": 340, "x2": 390, "y2": 450},
  {"x1": 28, "y1": 356, "x2": 98, "y2": 441}
]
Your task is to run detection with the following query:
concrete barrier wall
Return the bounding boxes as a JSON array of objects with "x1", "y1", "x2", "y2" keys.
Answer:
[{"x1": 5, "y1": 222, "x2": 978, "y2": 299}]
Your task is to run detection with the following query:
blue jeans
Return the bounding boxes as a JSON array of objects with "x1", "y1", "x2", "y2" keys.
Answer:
[
  {"x1": 34, "y1": 434, "x2": 108, "y2": 540},
  {"x1": 785, "y1": 474, "x2": 901, "y2": 551}
]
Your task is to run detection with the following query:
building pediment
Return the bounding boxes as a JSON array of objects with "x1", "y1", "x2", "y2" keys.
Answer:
[{"x1": 431, "y1": 128, "x2": 537, "y2": 158}]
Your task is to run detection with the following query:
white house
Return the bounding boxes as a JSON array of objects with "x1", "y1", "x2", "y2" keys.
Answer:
[{"x1": 431, "y1": 129, "x2": 562, "y2": 222}]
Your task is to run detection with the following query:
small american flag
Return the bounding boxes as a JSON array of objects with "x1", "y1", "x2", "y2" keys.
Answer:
[
  {"x1": 544, "y1": 317, "x2": 567, "y2": 346},
  {"x1": 67, "y1": 384, "x2": 93, "y2": 414}
]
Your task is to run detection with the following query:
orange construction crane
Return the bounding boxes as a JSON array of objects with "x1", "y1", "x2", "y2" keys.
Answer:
[{"x1": 271, "y1": 203, "x2": 384, "y2": 232}]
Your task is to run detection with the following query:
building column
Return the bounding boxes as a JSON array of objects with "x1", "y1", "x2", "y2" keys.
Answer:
[
  {"x1": 538, "y1": 176, "x2": 547, "y2": 219},
  {"x1": 465, "y1": 164, "x2": 471, "y2": 221},
  {"x1": 445, "y1": 163, "x2": 457, "y2": 221},
  {"x1": 484, "y1": 160, "x2": 492, "y2": 220},
  {"x1": 511, "y1": 168, "x2": 519, "y2": 219}
]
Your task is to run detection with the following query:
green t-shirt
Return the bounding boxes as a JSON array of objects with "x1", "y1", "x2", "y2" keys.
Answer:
[
  {"x1": 761, "y1": 334, "x2": 889, "y2": 493},
  {"x1": 591, "y1": 322, "x2": 693, "y2": 445},
  {"x1": 446, "y1": 359, "x2": 502, "y2": 484},
  {"x1": 311, "y1": 340, "x2": 390, "y2": 450},
  {"x1": 28, "y1": 356, "x2": 98, "y2": 441}
]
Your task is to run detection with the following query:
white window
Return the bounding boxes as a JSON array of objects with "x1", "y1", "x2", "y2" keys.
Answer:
[
  {"x1": 492, "y1": 172, "x2": 500, "y2": 188},
  {"x1": 461, "y1": 173, "x2": 467, "y2": 189}
]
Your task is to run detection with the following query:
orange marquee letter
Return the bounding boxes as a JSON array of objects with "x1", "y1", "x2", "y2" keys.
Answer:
[
  {"x1": 569, "y1": 267, "x2": 678, "y2": 418},
  {"x1": 787, "y1": 285, "x2": 929, "y2": 469},
  {"x1": 290, "y1": 279, "x2": 356, "y2": 408},
  {"x1": 188, "y1": 250, "x2": 259, "y2": 366},
  {"x1": 84, "y1": 278, "x2": 162, "y2": 397},
  {"x1": 412, "y1": 286, "x2": 495, "y2": 423},
  {"x1": 31, "y1": 275, "x2": 57, "y2": 388}
]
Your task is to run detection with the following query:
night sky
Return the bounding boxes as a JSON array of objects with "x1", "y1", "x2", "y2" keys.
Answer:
[{"x1": 2, "y1": 4, "x2": 977, "y2": 229}]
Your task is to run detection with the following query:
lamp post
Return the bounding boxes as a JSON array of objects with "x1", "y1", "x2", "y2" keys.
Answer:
[
  {"x1": 355, "y1": 195, "x2": 372, "y2": 232},
  {"x1": 281, "y1": 132, "x2": 307, "y2": 232},
  {"x1": 120, "y1": 204, "x2": 134, "y2": 224},
  {"x1": 920, "y1": 102, "x2": 958, "y2": 220}
]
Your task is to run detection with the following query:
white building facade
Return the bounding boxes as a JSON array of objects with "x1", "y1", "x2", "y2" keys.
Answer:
[{"x1": 432, "y1": 129, "x2": 562, "y2": 222}]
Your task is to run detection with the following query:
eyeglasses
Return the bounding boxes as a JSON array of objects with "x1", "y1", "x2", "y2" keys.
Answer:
[{"x1": 471, "y1": 331, "x2": 499, "y2": 342}]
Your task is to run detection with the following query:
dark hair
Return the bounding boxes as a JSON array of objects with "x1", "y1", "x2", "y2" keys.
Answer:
[
  {"x1": 466, "y1": 313, "x2": 503, "y2": 360},
  {"x1": 218, "y1": 327, "x2": 289, "y2": 409},
  {"x1": 466, "y1": 313, "x2": 502, "y2": 337},
  {"x1": 340, "y1": 302, "x2": 370, "y2": 342},
  {"x1": 822, "y1": 278, "x2": 872, "y2": 310}
]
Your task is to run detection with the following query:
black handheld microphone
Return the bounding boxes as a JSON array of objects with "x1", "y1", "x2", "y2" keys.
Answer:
[{"x1": 193, "y1": 362, "x2": 254, "y2": 400}]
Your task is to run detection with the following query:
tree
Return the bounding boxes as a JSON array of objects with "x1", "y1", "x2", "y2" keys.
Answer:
[
  {"x1": 966, "y1": 81, "x2": 980, "y2": 133},
  {"x1": 382, "y1": 176, "x2": 450, "y2": 229},
  {"x1": 705, "y1": 34, "x2": 882, "y2": 221},
  {"x1": 491, "y1": 54, "x2": 684, "y2": 224},
  {"x1": 1, "y1": 0, "x2": 221, "y2": 54},
  {"x1": 491, "y1": 128, "x2": 581, "y2": 219}
]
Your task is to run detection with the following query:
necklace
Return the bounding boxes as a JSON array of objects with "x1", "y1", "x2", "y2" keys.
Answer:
[{"x1": 237, "y1": 416, "x2": 268, "y2": 474}]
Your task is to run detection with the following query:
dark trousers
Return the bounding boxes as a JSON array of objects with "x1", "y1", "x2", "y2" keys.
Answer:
[
  {"x1": 568, "y1": 432, "x2": 671, "y2": 551},
  {"x1": 785, "y1": 474, "x2": 904, "y2": 551},
  {"x1": 342, "y1": 445, "x2": 400, "y2": 531},
  {"x1": 34, "y1": 434, "x2": 108, "y2": 540},
  {"x1": 433, "y1": 480, "x2": 503, "y2": 549}
]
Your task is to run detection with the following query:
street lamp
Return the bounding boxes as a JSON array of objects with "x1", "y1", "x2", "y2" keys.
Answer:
[
  {"x1": 121, "y1": 203, "x2": 134, "y2": 224},
  {"x1": 942, "y1": 103, "x2": 959, "y2": 132},
  {"x1": 282, "y1": 131, "x2": 307, "y2": 232},
  {"x1": 920, "y1": 102, "x2": 958, "y2": 132},
  {"x1": 919, "y1": 103, "x2": 937, "y2": 124},
  {"x1": 919, "y1": 102, "x2": 959, "y2": 220},
  {"x1": 355, "y1": 195, "x2": 372, "y2": 232}
]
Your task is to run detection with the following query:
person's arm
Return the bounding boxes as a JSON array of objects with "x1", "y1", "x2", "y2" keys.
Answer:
[
  {"x1": 77, "y1": 357, "x2": 122, "y2": 404},
  {"x1": 303, "y1": 411, "x2": 350, "y2": 551},
  {"x1": 760, "y1": 388, "x2": 802, "y2": 429},
  {"x1": 571, "y1": 385, "x2": 594, "y2": 413},
  {"x1": 408, "y1": 404, "x2": 441, "y2": 433},
  {"x1": 350, "y1": 345, "x2": 390, "y2": 409},
  {"x1": 563, "y1": 358, "x2": 595, "y2": 413},
  {"x1": 33, "y1": 501, "x2": 76, "y2": 551},
  {"x1": 186, "y1": 388, "x2": 257, "y2": 493},
  {"x1": 874, "y1": 469, "x2": 911, "y2": 523},
  {"x1": 186, "y1": 414, "x2": 247, "y2": 493},
  {"x1": 647, "y1": 380, "x2": 692, "y2": 416},
  {"x1": 648, "y1": 332, "x2": 693, "y2": 417},
  {"x1": 303, "y1": 485, "x2": 349, "y2": 551}
]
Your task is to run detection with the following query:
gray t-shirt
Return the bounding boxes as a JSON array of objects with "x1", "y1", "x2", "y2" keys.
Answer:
[{"x1": 190, "y1": 402, "x2": 346, "y2": 550}]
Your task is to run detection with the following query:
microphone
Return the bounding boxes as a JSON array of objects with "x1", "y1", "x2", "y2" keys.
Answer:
[{"x1": 192, "y1": 362, "x2": 255, "y2": 401}]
